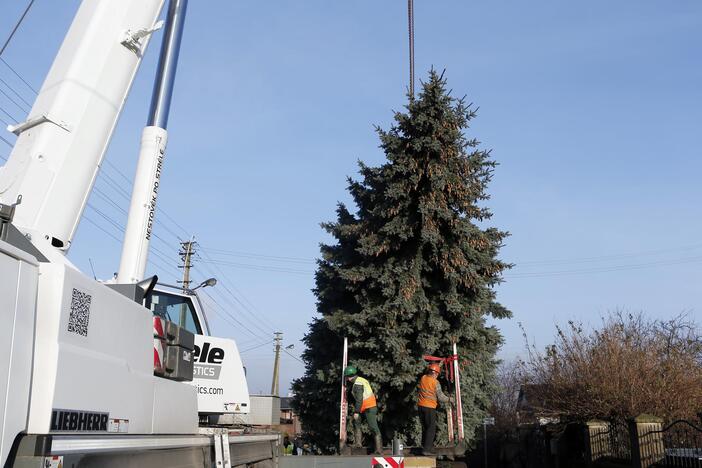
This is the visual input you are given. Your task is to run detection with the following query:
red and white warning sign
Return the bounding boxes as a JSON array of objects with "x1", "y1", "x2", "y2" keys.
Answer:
[
  {"x1": 43, "y1": 456, "x2": 63, "y2": 468},
  {"x1": 370, "y1": 457, "x2": 404, "y2": 468}
]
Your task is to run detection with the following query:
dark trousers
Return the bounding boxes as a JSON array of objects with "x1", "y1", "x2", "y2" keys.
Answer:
[{"x1": 419, "y1": 406, "x2": 437, "y2": 452}]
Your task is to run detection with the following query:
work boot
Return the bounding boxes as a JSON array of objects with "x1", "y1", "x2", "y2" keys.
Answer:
[
  {"x1": 353, "y1": 427, "x2": 363, "y2": 448},
  {"x1": 373, "y1": 434, "x2": 383, "y2": 455}
]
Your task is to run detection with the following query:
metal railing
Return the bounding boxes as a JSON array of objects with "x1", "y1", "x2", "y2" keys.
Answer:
[
  {"x1": 640, "y1": 419, "x2": 702, "y2": 467},
  {"x1": 591, "y1": 420, "x2": 632, "y2": 464}
]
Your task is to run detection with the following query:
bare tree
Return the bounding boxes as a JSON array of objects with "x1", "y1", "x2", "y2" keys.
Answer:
[
  {"x1": 519, "y1": 312, "x2": 702, "y2": 422},
  {"x1": 490, "y1": 360, "x2": 522, "y2": 429}
]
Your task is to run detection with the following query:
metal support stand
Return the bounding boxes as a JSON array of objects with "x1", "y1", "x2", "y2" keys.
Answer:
[{"x1": 339, "y1": 337, "x2": 349, "y2": 452}]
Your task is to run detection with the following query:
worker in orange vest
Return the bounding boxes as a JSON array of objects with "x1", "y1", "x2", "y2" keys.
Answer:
[
  {"x1": 417, "y1": 362, "x2": 450, "y2": 455},
  {"x1": 344, "y1": 366, "x2": 382, "y2": 454}
]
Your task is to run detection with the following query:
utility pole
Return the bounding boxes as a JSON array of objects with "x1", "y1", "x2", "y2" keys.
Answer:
[
  {"x1": 178, "y1": 237, "x2": 196, "y2": 290},
  {"x1": 270, "y1": 332, "x2": 283, "y2": 396},
  {"x1": 178, "y1": 237, "x2": 196, "y2": 328}
]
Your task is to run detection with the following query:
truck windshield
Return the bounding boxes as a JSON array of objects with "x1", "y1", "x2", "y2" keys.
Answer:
[{"x1": 147, "y1": 291, "x2": 202, "y2": 334}]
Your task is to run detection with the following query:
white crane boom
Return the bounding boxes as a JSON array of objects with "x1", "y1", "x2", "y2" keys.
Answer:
[
  {"x1": 0, "y1": 0, "x2": 165, "y2": 257},
  {"x1": 118, "y1": 0, "x2": 188, "y2": 284}
]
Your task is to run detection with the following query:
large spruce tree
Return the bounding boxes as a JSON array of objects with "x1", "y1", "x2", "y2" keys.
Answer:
[{"x1": 291, "y1": 71, "x2": 511, "y2": 451}]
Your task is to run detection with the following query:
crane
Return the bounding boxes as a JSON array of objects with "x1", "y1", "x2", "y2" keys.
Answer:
[{"x1": 0, "y1": 2, "x2": 275, "y2": 466}]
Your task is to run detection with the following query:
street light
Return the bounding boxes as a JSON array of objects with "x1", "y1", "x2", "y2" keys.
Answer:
[{"x1": 192, "y1": 277, "x2": 217, "y2": 291}]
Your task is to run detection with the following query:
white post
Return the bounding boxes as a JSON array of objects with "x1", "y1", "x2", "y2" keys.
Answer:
[
  {"x1": 339, "y1": 337, "x2": 348, "y2": 451},
  {"x1": 116, "y1": 126, "x2": 167, "y2": 283},
  {"x1": 453, "y1": 341, "x2": 465, "y2": 440}
]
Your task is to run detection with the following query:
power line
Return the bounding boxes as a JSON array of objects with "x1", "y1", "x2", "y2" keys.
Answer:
[
  {"x1": 82, "y1": 215, "x2": 122, "y2": 244},
  {"x1": 200, "y1": 246, "x2": 316, "y2": 264},
  {"x1": 0, "y1": 104, "x2": 18, "y2": 122},
  {"x1": 0, "y1": 58, "x2": 37, "y2": 94},
  {"x1": 98, "y1": 169, "x2": 132, "y2": 199},
  {"x1": 92, "y1": 186, "x2": 127, "y2": 214},
  {"x1": 0, "y1": 134, "x2": 14, "y2": 148},
  {"x1": 0, "y1": 76, "x2": 32, "y2": 108},
  {"x1": 198, "y1": 289, "x2": 270, "y2": 341},
  {"x1": 197, "y1": 258, "x2": 313, "y2": 275},
  {"x1": 283, "y1": 347, "x2": 304, "y2": 365},
  {"x1": 196, "y1": 250, "x2": 278, "y2": 332},
  {"x1": 84, "y1": 202, "x2": 182, "y2": 277},
  {"x1": 193, "y1": 259, "x2": 275, "y2": 338},
  {"x1": 0, "y1": 0, "x2": 36, "y2": 57},
  {"x1": 506, "y1": 255, "x2": 702, "y2": 279},
  {"x1": 515, "y1": 243, "x2": 702, "y2": 267},
  {"x1": 0, "y1": 85, "x2": 30, "y2": 113},
  {"x1": 240, "y1": 340, "x2": 275, "y2": 354}
]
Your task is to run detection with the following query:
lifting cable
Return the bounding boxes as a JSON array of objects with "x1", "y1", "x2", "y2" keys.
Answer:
[
  {"x1": 407, "y1": 0, "x2": 415, "y2": 100},
  {"x1": 0, "y1": 0, "x2": 36, "y2": 57}
]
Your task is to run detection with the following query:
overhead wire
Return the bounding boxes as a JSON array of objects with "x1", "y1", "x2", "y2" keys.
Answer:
[
  {"x1": 515, "y1": 243, "x2": 702, "y2": 267},
  {"x1": 0, "y1": 0, "x2": 36, "y2": 57},
  {"x1": 196, "y1": 249, "x2": 279, "y2": 331},
  {"x1": 197, "y1": 289, "x2": 255, "y2": 334},
  {"x1": 0, "y1": 76, "x2": 32, "y2": 108},
  {"x1": 0, "y1": 85, "x2": 30, "y2": 113},
  {"x1": 198, "y1": 288, "x2": 270, "y2": 341},
  {"x1": 0, "y1": 58, "x2": 37, "y2": 94},
  {"x1": 0, "y1": 134, "x2": 14, "y2": 148},
  {"x1": 196, "y1": 258, "x2": 313, "y2": 275},
  {"x1": 0, "y1": 104, "x2": 18, "y2": 122},
  {"x1": 192, "y1": 257, "x2": 276, "y2": 337},
  {"x1": 240, "y1": 340, "x2": 275, "y2": 354},
  {"x1": 84, "y1": 202, "x2": 182, "y2": 278},
  {"x1": 200, "y1": 247, "x2": 315, "y2": 264},
  {"x1": 283, "y1": 348, "x2": 304, "y2": 365},
  {"x1": 506, "y1": 255, "x2": 702, "y2": 279}
]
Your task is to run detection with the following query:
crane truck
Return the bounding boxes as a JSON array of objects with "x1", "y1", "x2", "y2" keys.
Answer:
[{"x1": 0, "y1": 1, "x2": 278, "y2": 467}]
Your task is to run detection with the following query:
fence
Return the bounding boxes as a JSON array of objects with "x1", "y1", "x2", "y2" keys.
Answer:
[
  {"x1": 638, "y1": 419, "x2": 702, "y2": 468},
  {"x1": 583, "y1": 415, "x2": 702, "y2": 468},
  {"x1": 588, "y1": 420, "x2": 632, "y2": 464},
  {"x1": 478, "y1": 414, "x2": 701, "y2": 468}
]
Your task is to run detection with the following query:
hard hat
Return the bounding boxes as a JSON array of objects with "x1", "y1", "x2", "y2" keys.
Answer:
[
  {"x1": 344, "y1": 365, "x2": 358, "y2": 377},
  {"x1": 427, "y1": 363, "x2": 441, "y2": 373}
]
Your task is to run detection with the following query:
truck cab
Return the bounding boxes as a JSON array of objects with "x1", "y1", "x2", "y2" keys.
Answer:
[
  {"x1": 147, "y1": 284, "x2": 251, "y2": 416},
  {"x1": 148, "y1": 283, "x2": 211, "y2": 335}
]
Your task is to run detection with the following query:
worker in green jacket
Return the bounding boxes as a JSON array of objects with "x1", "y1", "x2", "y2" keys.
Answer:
[{"x1": 344, "y1": 366, "x2": 382, "y2": 454}]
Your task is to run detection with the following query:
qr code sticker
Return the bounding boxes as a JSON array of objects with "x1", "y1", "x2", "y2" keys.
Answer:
[{"x1": 67, "y1": 288, "x2": 92, "y2": 337}]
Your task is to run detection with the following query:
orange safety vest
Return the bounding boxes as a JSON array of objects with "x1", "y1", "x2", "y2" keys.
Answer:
[
  {"x1": 417, "y1": 374, "x2": 439, "y2": 409},
  {"x1": 354, "y1": 377, "x2": 377, "y2": 412}
]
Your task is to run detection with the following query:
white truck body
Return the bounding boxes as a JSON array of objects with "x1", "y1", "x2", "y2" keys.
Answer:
[{"x1": 0, "y1": 1, "x2": 278, "y2": 466}]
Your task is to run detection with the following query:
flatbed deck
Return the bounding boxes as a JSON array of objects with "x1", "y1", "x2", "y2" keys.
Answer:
[{"x1": 279, "y1": 455, "x2": 436, "y2": 468}]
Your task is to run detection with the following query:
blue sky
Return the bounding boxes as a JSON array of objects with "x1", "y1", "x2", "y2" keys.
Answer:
[{"x1": 1, "y1": 1, "x2": 700, "y2": 395}]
